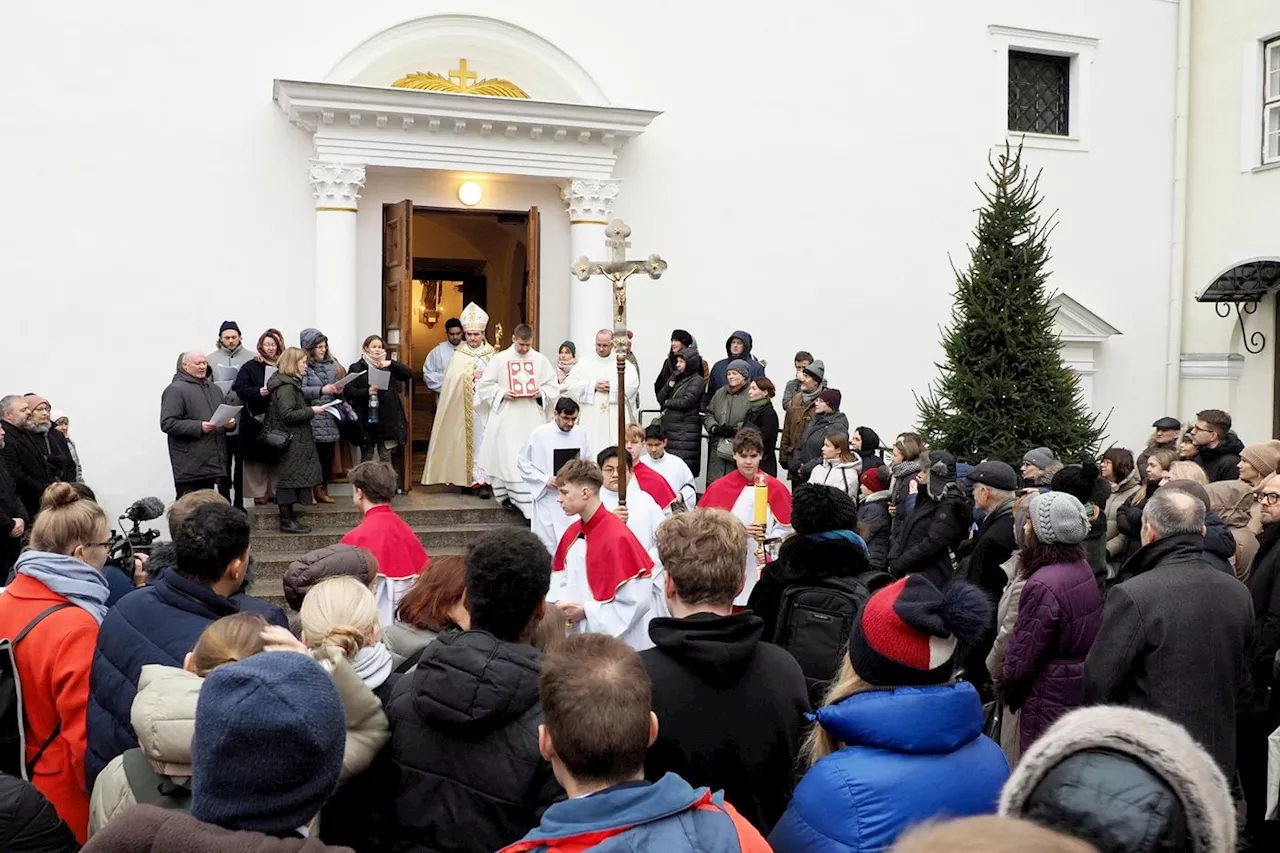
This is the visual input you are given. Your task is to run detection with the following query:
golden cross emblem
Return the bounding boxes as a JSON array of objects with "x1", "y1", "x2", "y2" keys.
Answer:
[{"x1": 448, "y1": 59, "x2": 478, "y2": 89}]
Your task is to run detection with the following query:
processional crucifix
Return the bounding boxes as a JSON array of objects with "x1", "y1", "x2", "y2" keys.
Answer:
[{"x1": 572, "y1": 219, "x2": 668, "y2": 505}]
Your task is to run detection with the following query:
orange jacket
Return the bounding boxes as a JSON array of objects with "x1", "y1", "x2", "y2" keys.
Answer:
[{"x1": 0, "y1": 574, "x2": 99, "y2": 842}]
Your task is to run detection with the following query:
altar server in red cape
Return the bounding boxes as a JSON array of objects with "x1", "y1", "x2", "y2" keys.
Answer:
[
  {"x1": 624, "y1": 423, "x2": 679, "y2": 513},
  {"x1": 550, "y1": 459, "x2": 658, "y2": 650},
  {"x1": 340, "y1": 461, "x2": 429, "y2": 624},
  {"x1": 699, "y1": 427, "x2": 793, "y2": 605}
]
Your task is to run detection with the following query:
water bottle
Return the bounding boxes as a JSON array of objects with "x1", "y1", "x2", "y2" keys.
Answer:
[{"x1": 368, "y1": 389, "x2": 380, "y2": 424}]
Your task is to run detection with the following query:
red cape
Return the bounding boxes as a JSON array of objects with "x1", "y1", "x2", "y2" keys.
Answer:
[
  {"x1": 700, "y1": 471, "x2": 792, "y2": 525},
  {"x1": 340, "y1": 505, "x2": 430, "y2": 579},
  {"x1": 633, "y1": 461, "x2": 678, "y2": 508},
  {"x1": 552, "y1": 506, "x2": 654, "y2": 602}
]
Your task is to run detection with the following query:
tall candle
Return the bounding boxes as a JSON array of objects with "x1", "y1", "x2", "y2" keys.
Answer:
[{"x1": 753, "y1": 476, "x2": 768, "y2": 527}]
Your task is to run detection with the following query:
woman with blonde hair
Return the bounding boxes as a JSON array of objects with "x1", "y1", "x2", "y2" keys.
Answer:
[
  {"x1": 301, "y1": 576, "x2": 396, "y2": 703},
  {"x1": 769, "y1": 575, "x2": 1008, "y2": 852},
  {"x1": 1116, "y1": 448, "x2": 1178, "y2": 565},
  {"x1": 267, "y1": 345, "x2": 327, "y2": 534},
  {"x1": 0, "y1": 483, "x2": 111, "y2": 842},
  {"x1": 1164, "y1": 460, "x2": 1208, "y2": 486}
]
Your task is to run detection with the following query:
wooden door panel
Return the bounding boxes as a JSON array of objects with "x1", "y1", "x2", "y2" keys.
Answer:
[
  {"x1": 526, "y1": 206, "x2": 540, "y2": 346},
  {"x1": 382, "y1": 200, "x2": 414, "y2": 493}
]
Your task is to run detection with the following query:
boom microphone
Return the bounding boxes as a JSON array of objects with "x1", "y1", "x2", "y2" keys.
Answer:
[{"x1": 123, "y1": 496, "x2": 166, "y2": 523}]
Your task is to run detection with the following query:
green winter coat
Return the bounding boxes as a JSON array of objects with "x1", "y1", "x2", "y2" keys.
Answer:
[{"x1": 266, "y1": 373, "x2": 323, "y2": 490}]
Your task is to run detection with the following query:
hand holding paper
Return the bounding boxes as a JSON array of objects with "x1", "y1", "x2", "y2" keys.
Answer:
[
  {"x1": 334, "y1": 371, "x2": 365, "y2": 389},
  {"x1": 264, "y1": 366, "x2": 277, "y2": 385},
  {"x1": 368, "y1": 366, "x2": 391, "y2": 391},
  {"x1": 210, "y1": 404, "x2": 242, "y2": 428}
]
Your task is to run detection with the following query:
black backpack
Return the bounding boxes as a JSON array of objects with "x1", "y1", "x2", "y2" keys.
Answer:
[
  {"x1": 772, "y1": 572, "x2": 892, "y2": 704},
  {"x1": 0, "y1": 603, "x2": 72, "y2": 779}
]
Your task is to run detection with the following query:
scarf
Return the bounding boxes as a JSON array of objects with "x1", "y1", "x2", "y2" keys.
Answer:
[
  {"x1": 749, "y1": 396, "x2": 772, "y2": 411},
  {"x1": 808, "y1": 529, "x2": 869, "y2": 554},
  {"x1": 556, "y1": 357, "x2": 576, "y2": 383},
  {"x1": 351, "y1": 641, "x2": 393, "y2": 690},
  {"x1": 889, "y1": 459, "x2": 923, "y2": 504},
  {"x1": 14, "y1": 550, "x2": 110, "y2": 624},
  {"x1": 800, "y1": 379, "x2": 827, "y2": 407},
  {"x1": 361, "y1": 353, "x2": 384, "y2": 370}
]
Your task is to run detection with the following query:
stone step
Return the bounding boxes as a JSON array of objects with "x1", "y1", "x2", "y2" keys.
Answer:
[
  {"x1": 249, "y1": 503, "x2": 510, "y2": 531},
  {"x1": 250, "y1": 521, "x2": 520, "y2": 554}
]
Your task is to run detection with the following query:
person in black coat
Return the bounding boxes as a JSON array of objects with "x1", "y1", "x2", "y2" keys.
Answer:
[
  {"x1": 857, "y1": 466, "x2": 893, "y2": 571},
  {"x1": 385, "y1": 530, "x2": 561, "y2": 853},
  {"x1": 743, "y1": 377, "x2": 780, "y2": 478},
  {"x1": 653, "y1": 328, "x2": 694, "y2": 396},
  {"x1": 21, "y1": 395, "x2": 76, "y2": 484},
  {"x1": 0, "y1": 775, "x2": 80, "y2": 853},
  {"x1": 642, "y1": 510, "x2": 809, "y2": 834},
  {"x1": 267, "y1": 348, "x2": 325, "y2": 534},
  {"x1": 887, "y1": 450, "x2": 972, "y2": 589},
  {"x1": 232, "y1": 329, "x2": 285, "y2": 503},
  {"x1": 0, "y1": 397, "x2": 55, "y2": 518},
  {"x1": 346, "y1": 335, "x2": 415, "y2": 482},
  {"x1": 159, "y1": 352, "x2": 233, "y2": 497},
  {"x1": 0, "y1": 439, "x2": 27, "y2": 576},
  {"x1": 790, "y1": 390, "x2": 849, "y2": 481},
  {"x1": 655, "y1": 346, "x2": 705, "y2": 477}
]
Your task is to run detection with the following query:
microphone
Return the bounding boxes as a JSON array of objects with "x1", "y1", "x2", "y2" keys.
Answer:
[{"x1": 123, "y1": 496, "x2": 166, "y2": 523}]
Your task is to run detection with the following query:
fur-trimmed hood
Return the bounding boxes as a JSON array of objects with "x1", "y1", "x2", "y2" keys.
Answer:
[{"x1": 999, "y1": 706, "x2": 1235, "y2": 853}]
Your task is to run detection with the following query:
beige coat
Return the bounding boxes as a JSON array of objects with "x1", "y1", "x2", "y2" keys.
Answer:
[
  {"x1": 88, "y1": 653, "x2": 389, "y2": 838},
  {"x1": 986, "y1": 553, "x2": 1026, "y2": 767},
  {"x1": 1104, "y1": 469, "x2": 1143, "y2": 560},
  {"x1": 1206, "y1": 478, "x2": 1263, "y2": 581}
]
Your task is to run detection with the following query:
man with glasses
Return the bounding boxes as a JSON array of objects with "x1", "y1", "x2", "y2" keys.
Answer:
[
  {"x1": 1084, "y1": 487, "x2": 1252, "y2": 786},
  {"x1": 1188, "y1": 408, "x2": 1245, "y2": 483}
]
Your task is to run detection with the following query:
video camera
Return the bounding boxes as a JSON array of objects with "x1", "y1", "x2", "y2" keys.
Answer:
[{"x1": 106, "y1": 496, "x2": 165, "y2": 566}]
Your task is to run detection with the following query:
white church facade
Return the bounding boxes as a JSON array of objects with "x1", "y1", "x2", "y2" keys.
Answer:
[{"x1": 2, "y1": 1, "x2": 1275, "y2": 513}]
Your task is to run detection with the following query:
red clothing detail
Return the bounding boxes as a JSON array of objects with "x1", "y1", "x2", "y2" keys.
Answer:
[
  {"x1": 340, "y1": 504, "x2": 430, "y2": 579},
  {"x1": 552, "y1": 507, "x2": 654, "y2": 603},
  {"x1": 699, "y1": 471, "x2": 792, "y2": 525},
  {"x1": 633, "y1": 462, "x2": 677, "y2": 509},
  {"x1": 0, "y1": 574, "x2": 99, "y2": 842}
]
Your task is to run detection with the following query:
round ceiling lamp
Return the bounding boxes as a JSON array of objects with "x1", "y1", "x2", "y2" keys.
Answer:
[{"x1": 458, "y1": 181, "x2": 483, "y2": 206}]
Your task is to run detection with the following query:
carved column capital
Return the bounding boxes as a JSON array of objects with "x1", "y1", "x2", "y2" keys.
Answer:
[
  {"x1": 310, "y1": 159, "x2": 366, "y2": 211},
  {"x1": 560, "y1": 178, "x2": 621, "y2": 224}
]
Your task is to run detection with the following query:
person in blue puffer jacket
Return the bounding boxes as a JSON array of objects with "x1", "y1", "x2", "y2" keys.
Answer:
[{"x1": 769, "y1": 574, "x2": 1010, "y2": 853}]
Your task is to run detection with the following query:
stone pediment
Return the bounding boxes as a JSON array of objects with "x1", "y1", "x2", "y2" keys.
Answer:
[{"x1": 1050, "y1": 292, "x2": 1121, "y2": 342}]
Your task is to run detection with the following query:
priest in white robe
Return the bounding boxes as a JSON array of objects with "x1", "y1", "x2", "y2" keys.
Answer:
[
  {"x1": 698, "y1": 428, "x2": 793, "y2": 605},
  {"x1": 549, "y1": 458, "x2": 656, "y2": 651},
  {"x1": 475, "y1": 324, "x2": 558, "y2": 511},
  {"x1": 564, "y1": 329, "x2": 640, "y2": 456},
  {"x1": 423, "y1": 302, "x2": 495, "y2": 489},
  {"x1": 422, "y1": 318, "x2": 462, "y2": 392},
  {"x1": 642, "y1": 423, "x2": 699, "y2": 509},
  {"x1": 519, "y1": 398, "x2": 592, "y2": 551}
]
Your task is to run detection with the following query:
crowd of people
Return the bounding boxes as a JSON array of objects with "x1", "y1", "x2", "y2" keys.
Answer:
[{"x1": 3, "y1": 315, "x2": 1280, "y2": 851}]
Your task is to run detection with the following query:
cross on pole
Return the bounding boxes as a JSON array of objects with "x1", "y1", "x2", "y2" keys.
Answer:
[{"x1": 572, "y1": 219, "x2": 668, "y2": 505}]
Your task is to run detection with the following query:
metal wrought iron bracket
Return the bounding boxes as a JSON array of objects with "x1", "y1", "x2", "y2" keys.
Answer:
[{"x1": 1215, "y1": 300, "x2": 1266, "y2": 354}]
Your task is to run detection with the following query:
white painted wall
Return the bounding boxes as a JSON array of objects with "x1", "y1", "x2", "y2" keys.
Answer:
[
  {"x1": 0, "y1": 0, "x2": 1179, "y2": 514},
  {"x1": 1181, "y1": 0, "x2": 1280, "y2": 442}
]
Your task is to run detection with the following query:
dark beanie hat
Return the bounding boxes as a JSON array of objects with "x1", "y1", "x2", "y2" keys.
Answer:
[
  {"x1": 1050, "y1": 460, "x2": 1101, "y2": 506},
  {"x1": 860, "y1": 465, "x2": 888, "y2": 493},
  {"x1": 219, "y1": 320, "x2": 241, "y2": 335},
  {"x1": 818, "y1": 388, "x2": 842, "y2": 411},
  {"x1": 671, "y1": 329, "x2": 693, "y2": 348},
  {"x1": 792, "y1": 484, "x2": 858, "y2": 536},
  {"x1": 192, "y1": 652, "x2": 345, "y2": 833},
  {"x1": 848, "y1": 575, "x2": 990, "y2": 687}
]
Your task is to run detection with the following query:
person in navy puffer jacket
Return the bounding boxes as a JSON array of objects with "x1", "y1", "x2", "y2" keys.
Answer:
[
  {"x1": 705, "y1": 330, "x2": 764, "y2": 404},
  {"x1": 769, "y1": 574, "x2": 1009, "y2": 853}
]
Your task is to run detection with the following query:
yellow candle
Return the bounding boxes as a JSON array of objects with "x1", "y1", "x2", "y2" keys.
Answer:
[{"x1": 753, "y1": 477, "x2": 769, "y2": 527}]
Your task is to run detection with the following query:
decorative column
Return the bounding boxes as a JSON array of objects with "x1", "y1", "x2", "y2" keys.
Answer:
[
  {"x1": 561, "y1": 178, "x2": 621, "y2": 349},
  {"x1": 310, "y1": 159, "x2": 366, "y2": 364}
]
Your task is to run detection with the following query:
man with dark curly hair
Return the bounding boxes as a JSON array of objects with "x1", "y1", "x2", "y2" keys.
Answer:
[{"x1": 386, "y1": 529, "x2": 563, "y2": 853}]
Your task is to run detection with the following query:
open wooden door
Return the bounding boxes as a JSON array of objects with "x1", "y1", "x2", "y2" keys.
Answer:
[
  {"x1": 382, "y1": 200, "x2": 415, "y2": 494},
  {"x1": 526, "y1": 206, "x2": 540, "y2": 345}
]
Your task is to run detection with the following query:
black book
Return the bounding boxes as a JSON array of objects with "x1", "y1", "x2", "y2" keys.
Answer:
[{"x1": 553, "y1": 448, "x2": 580, "y2": 475}]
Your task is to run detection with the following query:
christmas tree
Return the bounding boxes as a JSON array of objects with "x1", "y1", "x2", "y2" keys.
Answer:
[{"x1": 917, "y1": 144, "x2": 1106, "y2": 464}]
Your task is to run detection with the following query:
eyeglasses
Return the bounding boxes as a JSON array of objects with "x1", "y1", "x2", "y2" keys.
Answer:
[
  {"x1": 1260, "y1": 493, "x2": 1280, "y2": 506},
  {"x1": 1190, "y1": 425, "x2": 1215, "y2": 434}
]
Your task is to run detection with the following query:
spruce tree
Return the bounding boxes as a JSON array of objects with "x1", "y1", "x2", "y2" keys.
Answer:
[{"x1": 917, "y1": 144, "x2": 1106, "y2": 464}]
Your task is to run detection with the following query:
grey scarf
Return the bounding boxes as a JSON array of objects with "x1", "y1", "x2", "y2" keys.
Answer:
[
  {"x1": 14, "y1": 550, "x2": 110, "y2": 624},
  {"x1": 800, "y1": 378, "x2": 828, "y2": 407},
  {"x1": 351, "y1": 642, "x2": 393, "y2": 691}
]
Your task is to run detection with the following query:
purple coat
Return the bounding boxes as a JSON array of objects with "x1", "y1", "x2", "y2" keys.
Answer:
[{"x1": 1001, "y1": 559, "x2": 1102, "y2": 751}]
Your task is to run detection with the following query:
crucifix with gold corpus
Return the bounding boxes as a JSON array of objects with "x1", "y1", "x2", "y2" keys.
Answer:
[{"x1": 572, "y1": 220, "x2": 668, "y2": 505}]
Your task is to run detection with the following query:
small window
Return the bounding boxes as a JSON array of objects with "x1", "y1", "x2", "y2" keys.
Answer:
[
  {"x1": 1265, "y1": 38, "x2": 1280, "y2": 164},
  {"x1": 1008, "y1": 50, "x2": 1071, "y2": 136}
]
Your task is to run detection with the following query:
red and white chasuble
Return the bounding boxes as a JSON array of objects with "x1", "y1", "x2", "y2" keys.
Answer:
[
  {"x1": 699, "y1": 471, "x2": 794, "y2": 605},
  {"x1": 550, "y1": 507, "x2": 657, "y2": 650}
]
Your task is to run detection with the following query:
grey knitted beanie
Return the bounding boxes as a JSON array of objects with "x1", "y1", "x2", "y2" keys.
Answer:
[
  {"x1": 1028, "y1": 491, "x2": 1090, "y2": 545},
  {"x1": 727, "y1": 358, "x2": 752, "y2": 379}
]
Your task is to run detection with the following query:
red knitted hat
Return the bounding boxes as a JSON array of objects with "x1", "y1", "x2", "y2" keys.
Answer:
[
  {"x1": 860, "y1": 467, "x2": 886, "y2": 493},
  {"x1": 848, "y1": 575, "x2": 989, "y2": 687}
]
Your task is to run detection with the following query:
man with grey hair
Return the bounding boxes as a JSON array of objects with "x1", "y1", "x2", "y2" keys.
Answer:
[
  {"x1": 0, "y1": 395, "x2": 54, "y2": 518},
  {"x1": 161, "y1": 351, "x2": 236, "y2": 497},
  {"x1": 1084, "y1": 486, "x2": 1252, "y2": 780}
]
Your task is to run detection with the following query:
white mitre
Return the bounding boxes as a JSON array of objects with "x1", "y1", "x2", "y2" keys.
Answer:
[{"x1": 460, "y1": 302, "x2": 489, "y2": 333}]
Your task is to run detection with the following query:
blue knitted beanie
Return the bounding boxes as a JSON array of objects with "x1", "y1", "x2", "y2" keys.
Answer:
[{"x1": 191, "y1": 652, "x2": 345, "y2": 834}]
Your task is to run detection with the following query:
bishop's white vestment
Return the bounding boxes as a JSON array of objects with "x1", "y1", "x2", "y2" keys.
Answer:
[
  {"x1": 476, "y1": 345, "x2": 558, "y2": 510},
  {"x1": 564, "y1": 354, "x2": 639, "y2": 454},
  {"x1": 422, "y1": 341, "x2": 494, "y2": 486},
  {"x1": 518, "y1": 420, "x2": 591, "y2": 551}
]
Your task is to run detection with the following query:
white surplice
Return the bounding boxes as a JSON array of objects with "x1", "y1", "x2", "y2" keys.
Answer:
[
  {"x1": 564, "y1": 354, "x2": 640, "y2": 454},
  {"x1": 600, "y1": 486, "x2": 664, "y2": 554},
  {"x1": 716, "y1": 486, "x2": 794, "y2": 606},
  {"x1": 422, "y1": 340, "x2": 456, "y2": 392},
  {"x1": 423, "y1": 342, "x2": 495, "y2": 486},
  {"x1": 642, "y1": 451, "x2": 699, "y2": 508},
  {"x1": 476, "y1": 346, "x2": 558, "y2": 509},
  {"x1": 548, "y1": 533, "x2": 657, "y2": 652},
  {"x1": 519, "y1": 420, "x2": 592, "y2": 551}
]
